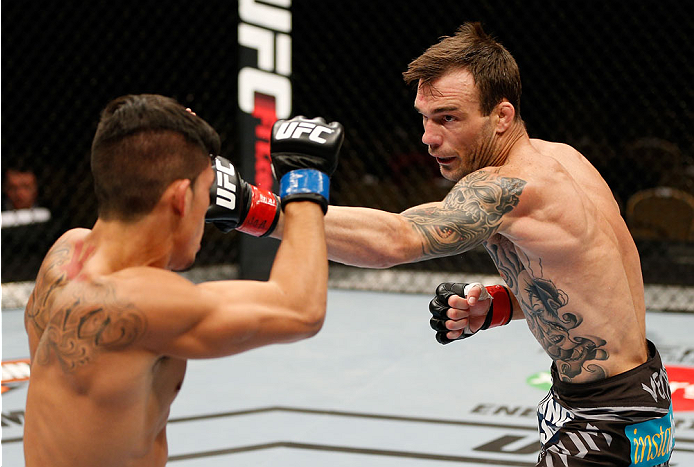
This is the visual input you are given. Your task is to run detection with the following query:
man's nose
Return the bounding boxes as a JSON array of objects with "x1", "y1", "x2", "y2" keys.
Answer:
[{"x1": 422, "y1": 121, "x2": 442, "y2": 148}]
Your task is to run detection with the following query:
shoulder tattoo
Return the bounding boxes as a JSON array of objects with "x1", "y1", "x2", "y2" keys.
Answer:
[
  {"x1": 36, "y1": 282, "x2": 147, "y2": 372},
  {"x1": 402, "y1": 171, "x2": 526, "y2": 258},
  {"x1": 26, "y1": 238, "x2": 148, "y2": 372},
  {"x1": 25, "y1": 239, "x2": 73, "y2": 336}
]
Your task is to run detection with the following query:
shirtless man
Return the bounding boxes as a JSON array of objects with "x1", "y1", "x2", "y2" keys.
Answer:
[
  {"x1": 23, "y1": 94, "x2": 342, "y2": 466},
  {"x1": 212, "y1": 23, "x2": 674, "y2": 465}
]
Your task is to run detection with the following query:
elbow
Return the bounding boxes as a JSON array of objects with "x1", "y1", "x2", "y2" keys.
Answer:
[
  {"x1": 373, "y1": 219, "x2": 422, "y2": 268},
  {"x1": 304, "y1": 318, "x2": 324, "y2": 338},
  {"x1": 307, "y1": 303, "x2": 327, "y2": 336},
  {"x1": 292, "y1": 301, "x2": 327, "y2": 340}
]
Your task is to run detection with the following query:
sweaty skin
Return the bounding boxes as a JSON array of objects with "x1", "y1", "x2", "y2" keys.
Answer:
[
  {"x1": 24, "y1": 163, "x2": 328, "y2": 466},
  {"x1": 272, "y1": 69, "x2": 647, "y2": 383}
]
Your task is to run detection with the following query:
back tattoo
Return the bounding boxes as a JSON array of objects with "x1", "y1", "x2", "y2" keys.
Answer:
[{"x1": 26, "y1": 238, "x2": 148, "y2": 372}]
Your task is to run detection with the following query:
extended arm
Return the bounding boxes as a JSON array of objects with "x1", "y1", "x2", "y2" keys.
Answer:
[{"x1": 271, "y1": 169, "x2": 527, "y2": 268}]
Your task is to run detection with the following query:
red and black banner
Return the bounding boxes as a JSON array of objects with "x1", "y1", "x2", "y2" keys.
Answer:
[{"x1": 237, "y1": 0, "x2": 292, "y2": 279}]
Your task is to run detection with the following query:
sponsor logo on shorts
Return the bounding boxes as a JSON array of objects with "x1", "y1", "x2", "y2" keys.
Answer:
[
  {"x1": 641, "y1": 367, "x2": 671, "y2": 404},
  {"x1": 626, "y1": 405, "x2": 674, "y2": 466},
  {"x1": 2, "y1": 358, "x2": 31, "y2": 394}
]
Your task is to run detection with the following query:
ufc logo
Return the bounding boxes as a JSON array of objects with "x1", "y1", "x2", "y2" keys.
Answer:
[
  {"x1": 238, "y1": 0, "x2": 292, "y2": 119},
  {"x1": 274, "y1": 121, "x2": 334, "y2": 143},
  {"x1": 214, "y1": 158, "x2": 238, "y2": 210}
]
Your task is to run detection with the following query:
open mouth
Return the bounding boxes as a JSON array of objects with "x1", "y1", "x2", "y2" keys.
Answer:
[{"x1": 435, "y1": 156, "x2": 456, "y2": 165}]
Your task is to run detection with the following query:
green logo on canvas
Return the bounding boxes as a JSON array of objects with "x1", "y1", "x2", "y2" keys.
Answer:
[{"x1": 527, "y1": 371, "x2": 552, "y2": 391}]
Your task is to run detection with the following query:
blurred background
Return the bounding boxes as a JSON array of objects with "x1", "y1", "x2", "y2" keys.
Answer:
[{"x1": 2, "y1": 0, "x2": 693, "y2": 310}]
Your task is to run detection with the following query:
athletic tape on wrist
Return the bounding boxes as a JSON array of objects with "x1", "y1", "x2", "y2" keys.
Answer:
[
  {"x1": 482, "y1": 285, "x2": 513, "y2": 329},
  {"x1": 236, "y1": 185, "x2": 280, "y2": 237},
  {"x1": 279, "y1": 169, "x2": 329, "y2": 205}
]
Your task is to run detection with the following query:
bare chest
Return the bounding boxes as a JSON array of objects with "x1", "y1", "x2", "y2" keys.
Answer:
[{"x1": 483, "y1": 234, "x2": 613, "y2": 383}]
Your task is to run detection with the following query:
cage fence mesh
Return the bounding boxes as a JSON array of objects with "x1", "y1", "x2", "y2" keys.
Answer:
[{"x1": 2, "y1": 0, "x2": 693, "y2": 311}]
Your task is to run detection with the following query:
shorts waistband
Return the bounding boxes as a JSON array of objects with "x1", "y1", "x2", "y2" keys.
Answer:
[{"x1": 550, "y1": 340, "x2": 669, "y2": 407}]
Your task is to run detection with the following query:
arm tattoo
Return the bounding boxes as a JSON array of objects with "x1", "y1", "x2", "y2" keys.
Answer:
[
  {"x1": 486, "y1": 242, "x2": 608, "y2": 382},
  {"x1": 402, "y1": 171, "x2": 526, "y2": 259}
]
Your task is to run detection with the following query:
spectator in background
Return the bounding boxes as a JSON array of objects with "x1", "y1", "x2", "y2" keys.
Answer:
[
  {"x1": 3, "y1": 166, "x2": 40, "y2": 210},
  {"x1": 2, "y1": 163, "x2": 52, "y2": 226},
  {"x1": 2, "y1": 163, "x2": 57, "y2": 282}
]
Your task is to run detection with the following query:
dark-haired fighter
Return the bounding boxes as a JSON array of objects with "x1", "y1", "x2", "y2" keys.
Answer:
[{"x1": 23, "y1": 95, "x2": 343, "y2": 467}]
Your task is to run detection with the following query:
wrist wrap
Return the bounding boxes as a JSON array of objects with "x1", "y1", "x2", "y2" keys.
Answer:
[
  {"x1": 279, "y1": 169, "x2": 330, "y2": 213},
  {"x1": 481, "y1": 285, "x2": 513, "y2": 330},
  {"x1": 237, "y1": 185, "x2": 280, "y2": 237}
]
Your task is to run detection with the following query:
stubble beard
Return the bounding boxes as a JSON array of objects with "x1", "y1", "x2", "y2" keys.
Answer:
[{"x1": 442, "y1": 121, "x2": 497, "y2": 182}]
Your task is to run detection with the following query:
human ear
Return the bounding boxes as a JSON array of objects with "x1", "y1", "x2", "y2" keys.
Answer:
[
  {"x1": 170, "y1": 179, "x2": 192, "y2": 217},
  {"x1": 495, "y1": 100, "x2": 516, "y2": 133}
]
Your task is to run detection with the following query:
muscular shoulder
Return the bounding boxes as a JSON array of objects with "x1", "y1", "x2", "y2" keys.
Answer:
[
  {"x1": 107, "y1": 266, "x2": 200, "y2": 311},
  {"x1": 449, "y1": 169, "x2": 527, "y2": 206},
  {"x1": 499, "y1": 140, "x2": 587, "y2": 198},
  {"x1": 26, "y1": 229, "x2": 93, "y2": 324},
  {"x1": 486, "y1": 142, "x2": 584, "y2": 233},
  {"x1": 525, "y1": 138, "x2": 615, "y2": 208},
  {"x1": 529, "y1": 138, "x2": 579, "y2": 156},
  {"x1": 54, "y1": 227, "x2": 92, "y2": 246}
]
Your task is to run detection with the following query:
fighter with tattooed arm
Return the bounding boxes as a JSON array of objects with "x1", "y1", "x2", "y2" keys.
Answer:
[
  {"x1": 211, "y1": 23, "x2": 674, "y2": 466},
  {"x1": 23, "y1": 94, "x2": 343, "y2": 466}
]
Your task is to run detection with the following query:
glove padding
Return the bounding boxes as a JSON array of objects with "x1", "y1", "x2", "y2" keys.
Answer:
[
  {"x1": 271, "y1": 116, "x2": 343, "y2": 213},
  {"x1": 429, "y1": 282, "x2": 512, "y2": 345},
  {"x1": 206, "y1": 155, "x2": 280, "y2": 237}
]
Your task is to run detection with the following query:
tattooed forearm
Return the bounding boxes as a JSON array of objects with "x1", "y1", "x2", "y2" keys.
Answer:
[{"x1": 402, "y1": 171, "x2": 526, "y2": 258}]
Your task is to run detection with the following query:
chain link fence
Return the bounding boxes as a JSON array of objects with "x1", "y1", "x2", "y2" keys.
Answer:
[{"x1": 2, "y1": 0, "x2": 693, "y2": 311}]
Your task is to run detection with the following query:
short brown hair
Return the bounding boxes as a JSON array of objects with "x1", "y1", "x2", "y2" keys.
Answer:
[
  {"x1": 91, "y1": 94, "x2": 221, "y2": 221},
  {"x1": 403, "y1": 22, "x2": 522, "y2": 118}
]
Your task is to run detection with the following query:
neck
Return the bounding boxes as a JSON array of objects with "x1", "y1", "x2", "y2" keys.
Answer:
[
  {"x1": 88, "y1": 216, "x2": 173, "y2": 272},
  {"x1": 487, "y1": 120, "x2": 527, "y2": 167}
]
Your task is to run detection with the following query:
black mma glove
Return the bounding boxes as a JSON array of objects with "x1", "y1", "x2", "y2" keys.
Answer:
[
  {"x1": 429, "y1": 282, "x2": 513, "y2": 345},
  {"x1": 271, "y1": 116, "x2": 344, "y2": 213},
  {"x1": 205, "y1": 155, "x2": 280, "y2": 237}
]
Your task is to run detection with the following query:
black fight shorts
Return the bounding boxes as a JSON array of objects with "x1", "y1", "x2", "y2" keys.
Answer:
[{"x1": 537, "y1": 340, "x2": 674, "y2": 466}]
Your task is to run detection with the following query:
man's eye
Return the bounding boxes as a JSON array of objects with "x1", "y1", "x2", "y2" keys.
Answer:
[{"x1": 443, "y1": 115, "x2": 455, "y2": 122}]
